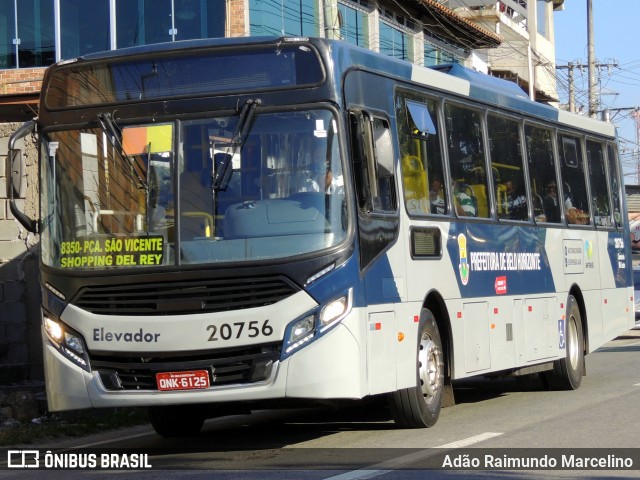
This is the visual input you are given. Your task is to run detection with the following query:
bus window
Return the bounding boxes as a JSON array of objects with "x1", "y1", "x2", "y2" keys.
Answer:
[
  {"x1": 350, "y1": 111, "x2": 397, "y2": 213},
  {"x1": 524, "y1": 125, "x2": 559, "y2": 223},
  {"x1": 488, "y1": 114, "x2": 528, "y2": 221},
  {"x1": 607, "y1": 143, "x2": 624, "y2": 228},
  {"x1": 558, "y1": 133, "x2": 591, "y2": 225},
  {"x1": 397, "y1": 94, "x2": 446, "y2": 215},
  {"x1": 444, "y1": 102, "x2": 488, "y2": 218},
  {"x1": 586, "y1": 139, "x2": 612, "y2": 227}
]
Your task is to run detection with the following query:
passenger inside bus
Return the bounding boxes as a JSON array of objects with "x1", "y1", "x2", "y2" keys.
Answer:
[
  {"x1": 299, "y1": 140, "x2": 344, "y2": 194},
  {"x1": 543, "y1": 181, "x2": 561, "y2": 222},
  {"x1": 503, "y1": 179, "x2": 527, "y2": 220},
  {"x1": 453, "y1": 179, "x2": 476, "y2": 217},
  {"x1": 563, "y1": 185, "x2": 589, "y2": 225},
  {"x1": 429, "y1": 174, "x2": 446, "y2": 215}
]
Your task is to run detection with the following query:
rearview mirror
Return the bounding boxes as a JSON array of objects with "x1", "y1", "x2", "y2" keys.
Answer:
[
  {"x1": 8, "y1": 119, "x2": 37, "y2": 233},
  {"x1": 10, "y1": 149, "x2": 24, "y2": 198}
]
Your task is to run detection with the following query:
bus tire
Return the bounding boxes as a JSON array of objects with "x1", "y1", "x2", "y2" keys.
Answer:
[
  {"x1": 388, "y1": 309, "x2": 444, "y2": 428},
  {"x1": 546, "y1": 295, "x2": 584, "y2": 390},
  {"x1": 147, "y1": 404, "x2": 206, "y2": 437}
]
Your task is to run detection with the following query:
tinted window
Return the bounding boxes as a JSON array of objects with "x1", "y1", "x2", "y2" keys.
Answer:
[
  {"x1": 524, "y1": 125, "x2": 558, "y2": 223},
  {"x1": 46, "y1": 44, "x2": 324, "y2": 108},
  {"x1": 586, "y1": 139, "x2": 612, "y2": 227},
  {"x1": 61, "y1": 0, "x2": 110, "y2": 59},
  {"x1": 607, "y1": 144, "x2": 624, "y2": 228},
  {"x1": 558, "y1": 133, "x2": 590, "y2": 225},
  {"x1": 397, "y1": 94, "x2": 446, "y2": 216},
  {"x1": 445, "y1": 103, "x2": 488, "y2": 218},
  {"x1": 488, "y1": 114, "x2": 528, "y2": 221}
]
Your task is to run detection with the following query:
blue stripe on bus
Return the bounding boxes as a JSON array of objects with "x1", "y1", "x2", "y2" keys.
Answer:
[{"x1": 446, "y1": 223, "x2": 555, "y2": 297}]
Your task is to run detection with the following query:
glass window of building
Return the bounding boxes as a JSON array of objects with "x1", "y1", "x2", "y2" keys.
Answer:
[
  {"x1": 173, "y1": 0, "x2": 225, "y2": 41},
  {"x1": 60, "y1": 0, "x2": 110, "y2": 60},
  {"x1": 537, "y1": 0, "x2": 548, "y2": 38},
  {"x1": 250, "y1": 0, "x2": 317, "y2": 37},
  {"x1": 338, "y1": 2, "x2": 368, "y2": 47},
  {"x1": 424, "y1": 45, "x2": 456, "y2": 67},
  {"x1": 0, "y1": 0, "x2": 17, "y2": 68},
  {"x1": 117, "y1": 0, "x2": 173, "y2": 48},
  {"x1": 7, "y1": 0, "x2": 55, "y2": 68},
  {"x1": 379, "y1": 12, "x2": 409, "y2": 61},
  {"x1": 116, "y1": 0, "x2": 226, "y2": 48}
]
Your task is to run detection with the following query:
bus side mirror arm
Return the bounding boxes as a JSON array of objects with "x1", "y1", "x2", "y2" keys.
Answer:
[{"x1": 9, "y1": 120, "x2": 38, "y2": 234}]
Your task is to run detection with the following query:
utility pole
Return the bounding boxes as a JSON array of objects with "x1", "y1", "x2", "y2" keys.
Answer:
[
  {"x1": 556, "y1": 61, "x2": 618, "y2": 114},
  {"x1": 606, "y1": 107, "x2": 640, "y2": 184},
  {"x1": 556, "y1": 62, "x2": 575, "y2": 112},
  {"x1": 587, "y1": 0, "x2": 597, "y2": 118}
]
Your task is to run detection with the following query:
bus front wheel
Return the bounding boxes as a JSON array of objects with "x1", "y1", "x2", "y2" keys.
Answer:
[
  {"x1": 389, "y1": 309, "x2": 444, "y2": 428},
  {"x1": 545, "y1": 294, "x2": 584, "y2": 390},
  {"x1": 147, "y1": 404, "x2": 207, "y2": 437}
]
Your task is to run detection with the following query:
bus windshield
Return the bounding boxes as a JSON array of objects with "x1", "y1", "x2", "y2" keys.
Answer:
[{"x1": 40, "y1": 108, "x2": 347, "y2": 270}]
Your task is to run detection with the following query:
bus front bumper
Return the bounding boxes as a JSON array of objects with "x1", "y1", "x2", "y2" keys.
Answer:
[{"x1": 43, "y1": 322, "x2": 364, "y2": 412}]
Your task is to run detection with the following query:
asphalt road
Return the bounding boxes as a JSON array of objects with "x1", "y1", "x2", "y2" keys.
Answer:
[{"x1": 2, "y1": 329, "x2": 640, "y2": 479}]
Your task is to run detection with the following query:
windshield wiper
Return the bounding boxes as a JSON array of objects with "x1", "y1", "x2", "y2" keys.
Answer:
[
  {"x1": 98, "y1": 112, "x2": 153, "y2": 231},
  {"x1": 212, "y1": 98, "x2": 261, "y2": 192},
  {"x1": 98, "y1": 112, "x2": 149, "y2": 193}
]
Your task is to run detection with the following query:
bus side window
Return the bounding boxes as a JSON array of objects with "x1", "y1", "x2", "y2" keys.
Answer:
[
  {"x1": 487, "y1": 114, "x2": 528, "y2": 221},
  {"x1": 349, "y1": 110, "x2": 399, "y2": 269},
  {"x1": 558, "y1": 134, "x2": 591, "y2": 225},
  {"x1": 444, "y1": 102, "x2": 488, "y2": 218},
  {"x1": 349, "y1": 111, "x2": 397, "y2": 213},
  {"x1": 586, "y1": 139, "x2": 612, "y2": 227},
  {"x1": 607, "y1": 144, "x2": 623, "y2": 228},
  {"x1": 397, "y1": 95, "x2": 446, "y2": 215},
  {"x1": 525, "y1": 125, "x2": 559, "y2": 223}
]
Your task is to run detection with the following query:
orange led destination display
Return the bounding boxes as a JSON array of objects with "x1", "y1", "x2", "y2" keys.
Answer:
[{"x1": 122, "y1": 124, "x2": 173, "y2": 155}]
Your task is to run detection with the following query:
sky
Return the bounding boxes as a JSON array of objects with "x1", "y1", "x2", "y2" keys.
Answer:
[{"x1": 554, "y1": 0, "x2": 640, "y2": 185}]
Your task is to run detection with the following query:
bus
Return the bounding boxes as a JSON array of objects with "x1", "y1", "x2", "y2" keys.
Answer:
[{"x1": 9, "y1": 36, "x2": 634, "y2": 436}]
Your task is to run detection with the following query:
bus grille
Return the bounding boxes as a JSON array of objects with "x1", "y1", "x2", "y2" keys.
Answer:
[
  {"x1": 92, "y1": 343, "x2": 280, "y2": 391},
  {"x1": 73, "y1": 276, "x2": 299, "y2": 315}
]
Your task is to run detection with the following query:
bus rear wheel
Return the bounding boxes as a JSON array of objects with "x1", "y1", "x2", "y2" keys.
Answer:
[
  {"x1": 389, "y1": 309, "x2": 444, "y2": 428},
  {"x1": 545, "y1": 294, "x2": 584, "y2": 390},
  {"x1": 147, "y1": 404, "x2": 207, "y2": 437}
]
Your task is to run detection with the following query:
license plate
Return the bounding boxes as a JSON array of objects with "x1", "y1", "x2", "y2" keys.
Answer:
[{"x1": 156, "y1": 370, "x2": 210, "y2": 391}]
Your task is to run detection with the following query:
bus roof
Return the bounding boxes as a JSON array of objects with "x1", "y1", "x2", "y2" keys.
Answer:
[{"x1": 46, "y1": 36, "x2": 616, "y2": 139}]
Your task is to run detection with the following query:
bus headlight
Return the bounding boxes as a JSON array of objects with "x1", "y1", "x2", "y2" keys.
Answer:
[
  {"x1": 43, "y1": 315, "x2": 90, "y2": 372},
  {"x1": 319, "y1": 290, "x2": 352, "y2": 331},
  {"x1": 288, "y1": 315, "x2": 316, "y2": 344},
  {"x1": 283, "y1": 289, "x2": 353, "y2": 357}
]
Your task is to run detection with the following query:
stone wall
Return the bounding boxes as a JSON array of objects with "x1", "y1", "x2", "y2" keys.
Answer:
[{"x1": 0, "y1": 122, "x2": 42, "y2": 385}]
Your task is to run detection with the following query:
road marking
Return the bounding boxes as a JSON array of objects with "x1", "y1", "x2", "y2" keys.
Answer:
[
  {"x1": 322, "y1": 432, "x2": 503, "y2": 480},
  {"x1": 77, "y1": 431, "x2": 153, "y2": 448},
  {"x1": 436, "y1": 431, "x2": 503, "y2": 448}
]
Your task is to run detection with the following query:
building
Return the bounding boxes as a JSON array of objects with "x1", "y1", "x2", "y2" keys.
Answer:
[{"x1": 0, "y1": 0, "x2": 563, "y2": 388}]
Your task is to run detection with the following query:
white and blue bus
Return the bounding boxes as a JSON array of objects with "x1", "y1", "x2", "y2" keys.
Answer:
[{"x1": 9, "y1": 36, "x2": 633, "y2": 436}]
